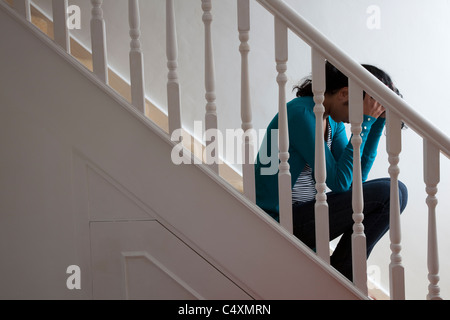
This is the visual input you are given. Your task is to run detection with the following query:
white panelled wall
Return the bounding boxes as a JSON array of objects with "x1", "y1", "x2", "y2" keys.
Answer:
[{"x1": 5, "y1": 0, "x2": 450, "y2": 299}]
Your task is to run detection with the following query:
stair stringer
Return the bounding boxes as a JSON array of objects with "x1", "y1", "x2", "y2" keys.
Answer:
[{"x1": 0, "y1": 2, "x2": 366, "y2": 300}]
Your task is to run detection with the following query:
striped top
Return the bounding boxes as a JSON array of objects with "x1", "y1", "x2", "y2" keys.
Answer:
[{"x1": 292, "y1": 121, "x2": 332, "y2": 204}]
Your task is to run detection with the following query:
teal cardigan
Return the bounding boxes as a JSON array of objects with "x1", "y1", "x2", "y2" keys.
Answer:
[{"x1": 254, "y1": 96, "x2": 385, "y2": 220}]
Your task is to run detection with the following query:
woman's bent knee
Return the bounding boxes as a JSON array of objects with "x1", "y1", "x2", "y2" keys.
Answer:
[{"x1": 363, "y1": 178, "x2": 408, "y2": 213}]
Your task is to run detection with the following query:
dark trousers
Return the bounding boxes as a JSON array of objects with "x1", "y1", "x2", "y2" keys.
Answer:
[{"x1": 292, "y1": 178, "x2": 408, "y2": 281}]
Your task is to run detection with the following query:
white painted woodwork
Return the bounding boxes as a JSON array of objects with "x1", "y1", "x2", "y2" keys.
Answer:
[
  {"x1": 8, "y1": 0, "x2": 450, "y2": 300},
  {"x1": 311, "y1": 49, "x2": 329, "y2": 263},
  {"x1": 90, "y1": 221, "x2": 250, "y2": 299},
  {"x1": 423, "y1": 139, "x2": 442, "y2": 300},
  {"x1": 13, "y1": 0, "x2": 30, "y2": 21},
  {"x1": 202, "y1": 0, "x2": 219, "y2": 173},
  {"x1": 0, "y1": 6, "x2": 367, "y2": 299},
  {"x1": 90, "y1": 0, "x2": 108, "y2": 84},
  {"x1": 166, "y1": 0, "x2": 181, "y2": 135},
  {"x1": 348, "y1": 79, "x2": 367, "y2": 294},
  {"x1": 237, "y1": 0, "x2": 255, "y2": 202},
  {"x1": 274, "y1": 17, "x2": 292, "y2": 233},
  {"x1": 90, "y1": 220, "x2": 250, "y2": 300},
  {"x1": 83, "y1": 162, "x2": 157, "y2": 222},
  {"x1": 52, "y1": 0, "x2": 69, "y2": 52},
  {"x1": 386, "y1": 109, "x2": 405, "y2": 300},
  {"x1": 72, "y1": 151, "x2": 250, "y2": 300},
  {"x1": 128, "y1": 0, "x2": 145, "y2": 113}
]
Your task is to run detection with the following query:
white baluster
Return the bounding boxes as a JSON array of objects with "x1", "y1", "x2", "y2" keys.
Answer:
[
  {"x1": 13, "y1": 0, "x2": 30, "y2": 21},
  {"x1": 202, "y1": 0, "x2": 219, "y2": 173},
  {"x1": 274, "y1": 17, "x2": 292, "y2": 233},
  {"x1": 423, "y1": 139, "x2": 442, "y2": 300},
  {"x1": 311, "y1": 49, "x2": 329, "y2": 263},
  {"x1": 386, "y1": 109, "x2": 405, "y2": 300},
  {"x1": 238, "y1": 0, "x2": 255, "y2": 202},
  {"x1": 129, "y1": 0, "x2": 145, "y2": 113},
  {"x1": 348, "y1": 79, "x2": 367, "y2": 294},
  {"x1": 167, "y1": 0, "x2": 182, "y2": 134},
  {"x1": 90, "y1": 0, "x2": 108, "y2": 84},
  {"x1": 52, "y1": 0, "x2": 70, "y2": 52}
]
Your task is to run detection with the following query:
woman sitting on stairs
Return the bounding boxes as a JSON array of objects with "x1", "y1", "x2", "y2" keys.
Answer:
[{"x1": 254, "y1": 61, "x2": 408, "y2": 281}]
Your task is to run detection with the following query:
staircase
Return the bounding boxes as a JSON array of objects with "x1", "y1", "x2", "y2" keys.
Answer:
[{"x1": 1, "y1": 0, "x2": 449, "y2": 300}]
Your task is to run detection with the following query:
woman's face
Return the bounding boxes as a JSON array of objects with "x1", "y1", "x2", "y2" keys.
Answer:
[{"x1": 325, "y1": 87, "x2": 349, "y2": 123}]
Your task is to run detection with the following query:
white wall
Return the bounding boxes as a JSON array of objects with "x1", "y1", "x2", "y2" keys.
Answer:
[{"x1": 32, "y1": 0, "x2": 450, "y2": 300}]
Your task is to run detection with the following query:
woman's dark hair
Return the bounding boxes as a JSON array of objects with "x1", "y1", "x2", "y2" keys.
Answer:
[
  {"x1": 293, "y1": 61, "x2": 406, "y2": 128},
  {"x1": 294, "y1": 61, "x2": 401, "y2": 98},
  {"x1": 361, "y1": 64, "x2": 400, "y2": 98}
]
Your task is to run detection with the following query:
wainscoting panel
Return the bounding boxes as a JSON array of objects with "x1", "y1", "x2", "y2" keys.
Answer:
[{"x1": 90, "y1": 220, "x2": 251, "y2": 299}]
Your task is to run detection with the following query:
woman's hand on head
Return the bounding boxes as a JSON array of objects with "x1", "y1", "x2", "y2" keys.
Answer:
[{"x1": 363, "y1": 94, "x2": 385, "y2": 118}]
